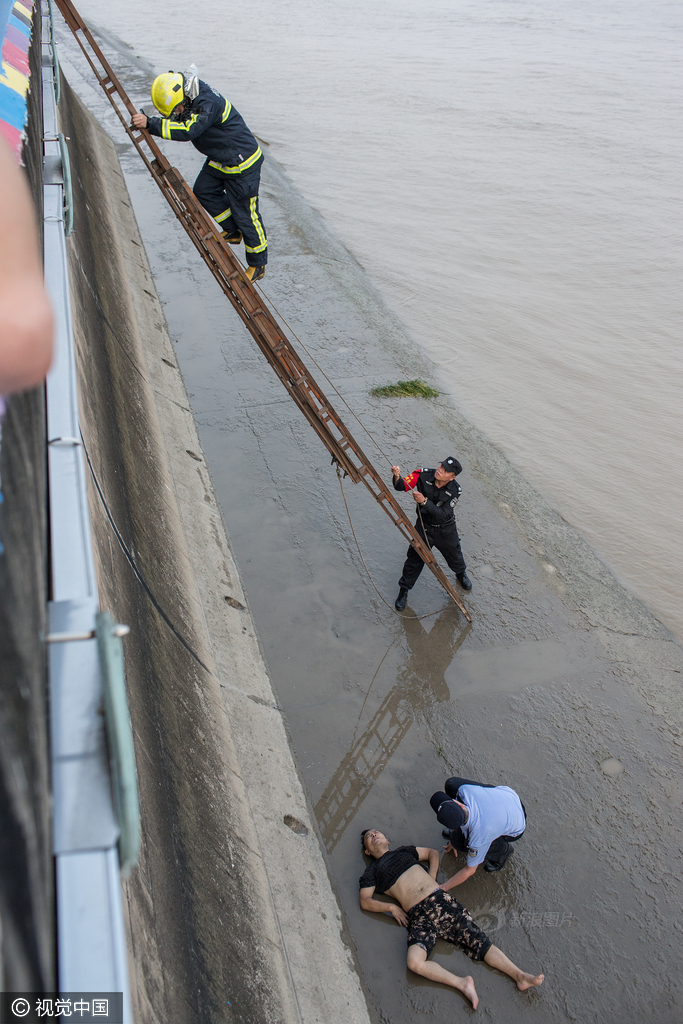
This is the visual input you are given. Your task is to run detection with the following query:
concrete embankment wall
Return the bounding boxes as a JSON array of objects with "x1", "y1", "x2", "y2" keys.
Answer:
[{"x1": 59, "y1": 77, "x2": 371, "y2": 1024}]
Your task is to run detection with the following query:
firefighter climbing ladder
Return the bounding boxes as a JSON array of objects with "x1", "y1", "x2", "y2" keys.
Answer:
[{"x1": 53, "y1": 0, "x2": 471, "y2": 622}]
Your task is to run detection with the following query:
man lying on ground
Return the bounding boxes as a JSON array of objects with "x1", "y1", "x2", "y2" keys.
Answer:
[{"x1": 359, "y1": 829, "x2": 543, "y2": 1010}]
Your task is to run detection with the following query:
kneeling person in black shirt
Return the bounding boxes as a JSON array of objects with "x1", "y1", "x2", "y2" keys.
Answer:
[{"x1": 359, "y1": 829, "x2": 543, "y2": 1010}]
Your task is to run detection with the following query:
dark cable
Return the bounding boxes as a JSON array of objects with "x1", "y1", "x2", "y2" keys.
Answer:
[{"x1": 80, "y1": 434, "x2": 212, "y2": 675}]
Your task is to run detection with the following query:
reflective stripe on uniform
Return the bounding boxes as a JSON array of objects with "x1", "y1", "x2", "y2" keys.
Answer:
[
  {"x1": 161, "y1": 113, "x2": 200, "y2": 139},
  {"x1": 244, "y1": 196, "x2": 267, "y2": 253},
  {"x1": 208, "y1": 146, "x2": 263, "y2": 175},
  {"x1": 221, "y1": 98, "x2": 232, "y2": 122},
  {"x1": 215, "y1": 208, "x2": 233, "y2": 223}
]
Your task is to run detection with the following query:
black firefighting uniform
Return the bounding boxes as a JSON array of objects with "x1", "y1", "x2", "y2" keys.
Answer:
[
  {"x1": 394, "y1": 468, "x2": 466, "y2": 589},
  {"x1": 146, "y1": 80, "x2": 267, "y2": 268}
]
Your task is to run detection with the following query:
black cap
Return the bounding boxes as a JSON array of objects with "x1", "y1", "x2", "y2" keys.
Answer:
[
  {"x1": 430, "y1": 791, "x2": 467, "y2": 829},
  {"x1": 441, "y1": 456, "x2": 462, "y2": 477}
]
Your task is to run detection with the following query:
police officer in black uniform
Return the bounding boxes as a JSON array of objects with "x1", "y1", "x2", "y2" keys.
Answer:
[{"x1": 391, "y1": 456, "x2": 471, "y2": 611}]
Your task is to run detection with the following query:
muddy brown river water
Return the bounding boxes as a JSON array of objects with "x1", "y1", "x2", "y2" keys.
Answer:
[
  {"x1": 58, "y1": 24, "x2": 683, "y2": 1024},
  {"x1": 66, "y1": 0, "x2": 683, "y2": 644}
]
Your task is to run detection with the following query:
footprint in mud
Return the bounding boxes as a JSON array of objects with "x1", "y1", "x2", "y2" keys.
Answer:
[{"x1": 284, "y1": 814, "x2": 309, "y2": 836}]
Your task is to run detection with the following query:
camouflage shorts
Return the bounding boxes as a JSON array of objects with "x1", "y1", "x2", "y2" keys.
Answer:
[{"x1": 407, "y1": 889, "x2": 492, "y2": 961}]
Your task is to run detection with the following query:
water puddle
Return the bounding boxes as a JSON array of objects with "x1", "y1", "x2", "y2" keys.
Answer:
[{"x1": 446, "y1": 639, "x2": 592, "y2": 697}]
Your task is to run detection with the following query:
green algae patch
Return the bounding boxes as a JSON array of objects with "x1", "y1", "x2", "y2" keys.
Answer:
[{"x1": 371, "y1": 379, "x2": 439, "y2": 399}]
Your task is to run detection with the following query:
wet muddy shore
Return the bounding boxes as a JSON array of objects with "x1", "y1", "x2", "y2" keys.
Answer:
[{"x1": 58, "y1": 26, "x2": 683, "y2": 1024}]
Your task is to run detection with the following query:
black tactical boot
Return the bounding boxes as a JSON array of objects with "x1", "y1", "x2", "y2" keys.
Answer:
[
  {"x1": 457, "y1": 571, "x2": 472, "y2": 591},
  {"x1": 395, "y1": 587, "x2": 408, "y2": 611}
]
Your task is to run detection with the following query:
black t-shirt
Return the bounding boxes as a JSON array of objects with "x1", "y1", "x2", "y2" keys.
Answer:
[{"x1": 359, "y1": 846, "x2": 420, "y2": 893}]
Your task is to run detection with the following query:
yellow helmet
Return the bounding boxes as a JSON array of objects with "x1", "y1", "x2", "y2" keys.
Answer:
[{"x1": 151, "y1": 72, "x2": 184, "y2": 117}]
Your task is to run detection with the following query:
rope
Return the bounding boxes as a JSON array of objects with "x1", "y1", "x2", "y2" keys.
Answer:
[
  {"x1": 81, "y1": 433, "x2": 214, "y2": 674},
  {"x1": 416, "y1": 499, "x2": 430, "y2": 548},
  {"x1": 252, "y1": 278, "x2": 394, "y2": 466},
  {"x1": 337, "y1": 467, "x2": 450, "y2": 621},
  {"x1": 349, "y1": 642, "x2": 395, "y2": 748},
  {"x1": 336, "y1": 466, "x2": 396, "y2": 612},
  {"x1": 414, "y1": 499, "x2": 451, "y2": 619}
]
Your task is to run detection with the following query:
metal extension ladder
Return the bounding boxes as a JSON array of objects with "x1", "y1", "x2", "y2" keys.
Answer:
[{"x1": 53, "y1": 0, "x2": 471, "y2": 621}]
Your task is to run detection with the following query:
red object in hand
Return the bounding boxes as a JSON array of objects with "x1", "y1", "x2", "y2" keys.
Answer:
[{"x1": 403, "y1": 470, "x2": 420, "y2": 489}]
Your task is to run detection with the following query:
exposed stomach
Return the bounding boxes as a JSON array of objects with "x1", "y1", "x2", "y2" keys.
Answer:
[{"x1": 385, "y1": 865, "x2": 440, "y2": 912}]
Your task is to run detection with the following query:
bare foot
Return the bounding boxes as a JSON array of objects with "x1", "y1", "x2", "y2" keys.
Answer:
[
  {"x1": 517, "y1": 972, "x2": 544, "y2": 992},
  {"x1": 459, "y1": 975, "x2": 479, "y2": 1009}
]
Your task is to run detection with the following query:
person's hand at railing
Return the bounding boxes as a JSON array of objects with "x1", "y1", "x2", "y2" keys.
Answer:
[{"x1": 0, "y1": 135, "x2": 53, "y2": 396}]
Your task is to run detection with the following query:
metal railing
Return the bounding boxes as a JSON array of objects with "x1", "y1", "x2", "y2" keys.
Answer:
[{"x1": 42, "y1": 1, "x2": 136, "y2": 1012}]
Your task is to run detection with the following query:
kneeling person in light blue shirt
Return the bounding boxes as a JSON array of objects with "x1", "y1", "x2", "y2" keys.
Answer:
[{"x1": 431, "y1": 776, "x2": 526, "y2": 888}]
